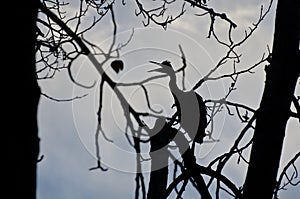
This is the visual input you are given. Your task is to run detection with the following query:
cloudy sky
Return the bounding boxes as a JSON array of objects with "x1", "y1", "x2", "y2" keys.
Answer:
[{"x1": 37, "y1": 0, "x2": 299, "y2": 198}]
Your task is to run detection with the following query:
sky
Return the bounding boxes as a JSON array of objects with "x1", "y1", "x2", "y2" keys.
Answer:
[{"x1": 36, "y1": 0, "x2": 299, "y2": 198}]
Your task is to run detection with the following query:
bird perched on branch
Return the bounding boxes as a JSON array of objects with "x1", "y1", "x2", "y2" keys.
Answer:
[{"x1": 149, "y1": 60, "x2": 207, "y2": 145}]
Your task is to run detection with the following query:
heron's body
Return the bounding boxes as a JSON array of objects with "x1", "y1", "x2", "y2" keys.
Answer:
[{"x1": 150, "y1": 61, "x2": 207, "y2": 144}]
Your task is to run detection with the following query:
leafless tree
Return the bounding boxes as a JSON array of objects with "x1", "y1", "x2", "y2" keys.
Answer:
[{"x1": 18, "y1": 0, "x2": 299, "y2": 198}]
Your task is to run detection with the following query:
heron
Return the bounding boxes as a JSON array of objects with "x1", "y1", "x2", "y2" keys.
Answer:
[{"x1": 149, "y1": 60, "x2": 208, "y2": 145}]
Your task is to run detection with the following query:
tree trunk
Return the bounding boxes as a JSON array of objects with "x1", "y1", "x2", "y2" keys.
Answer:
[
  {"x1": 5, "y1": 1, "x2": 40, "y2": 198},
  {"x1": 147, "y1": 149, "x2": 169, "y2": 199},
  {"x1": 147, "y1": 119, "x2": 174, "y2": 199},
  {"x1": 243, "y1": 0, "x2": 300, "y2": 198}
]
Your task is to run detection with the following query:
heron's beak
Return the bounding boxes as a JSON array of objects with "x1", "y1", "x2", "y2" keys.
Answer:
[
  {"x1": 148, "y1": 61, "x2": 167, "y2": 74},
  {"x1": 148, "y1": 67, "x2": 166, "y2": 73}
]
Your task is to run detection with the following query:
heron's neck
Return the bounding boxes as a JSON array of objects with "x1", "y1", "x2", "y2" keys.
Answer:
[{"x1": 169, "y1": 74, "x2": 181, "y2": 95}]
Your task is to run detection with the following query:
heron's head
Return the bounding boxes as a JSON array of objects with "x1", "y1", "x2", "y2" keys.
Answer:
[{"x1": 148, "y1": 60, "x2": 175, "y2": 76}]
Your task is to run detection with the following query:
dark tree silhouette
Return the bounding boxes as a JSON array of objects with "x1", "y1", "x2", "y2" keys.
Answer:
[
  {"x1": 5, "y1": 1, "x2": 40, "y2": 199},
  {"x1": 12, "y1": 0, "x2": 299, "y2": 198},
  {"x1": 243, "y1": 0, "x2": 300, "y2": 198}
]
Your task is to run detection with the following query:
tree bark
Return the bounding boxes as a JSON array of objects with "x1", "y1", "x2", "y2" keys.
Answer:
[
  {"x1": 5, "y1": 1, "x2": 40, "y2": 198},
  {"x1": 243, "y1": 0, "x2": 300, "y2": 198}
]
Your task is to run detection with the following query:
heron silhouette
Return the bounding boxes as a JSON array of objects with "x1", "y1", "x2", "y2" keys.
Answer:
[{"x1": 149, "y1": 60, "x2": 207, "y2": 146}]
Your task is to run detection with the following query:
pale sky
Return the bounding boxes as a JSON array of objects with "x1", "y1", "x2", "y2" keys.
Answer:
[{"x1": 37, "y1": 0, "x2": 299, "y2": 198}]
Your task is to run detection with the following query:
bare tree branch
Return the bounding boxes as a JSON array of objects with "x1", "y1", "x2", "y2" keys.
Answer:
[
  {"x1": 274, "y1": 152, "x2": 300, "y2": 198},
  {"x1": 41, "y1": 92, "x2": 88, "y2": 102}
]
